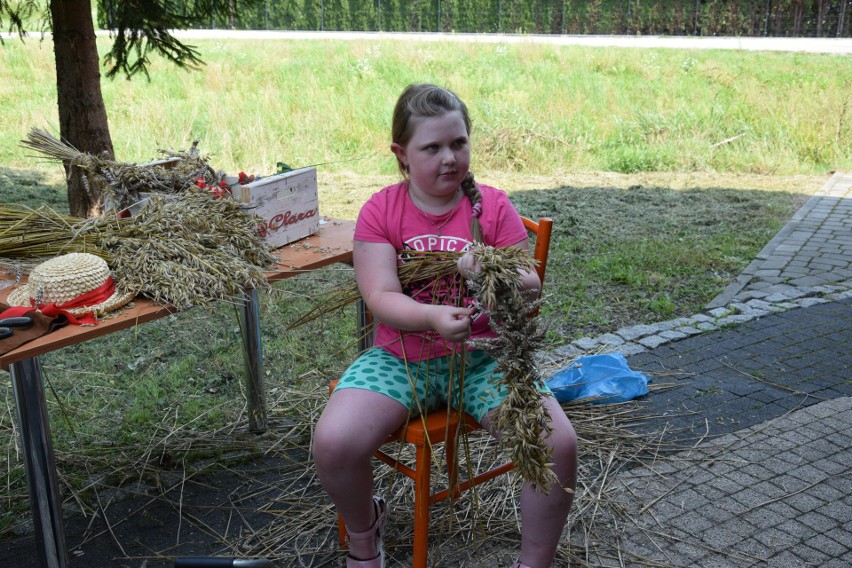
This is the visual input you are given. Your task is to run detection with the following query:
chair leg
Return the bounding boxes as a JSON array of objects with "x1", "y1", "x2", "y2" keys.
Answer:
[
  {"x1": 337, "y1": 512, "x2": 347, "y2": 548},
  {"x1": 412, "y1": 441, "x2": 432, "y2": 568},
  {"x1": 444, "y1": 424, "x2": 462, "y2": 500}
]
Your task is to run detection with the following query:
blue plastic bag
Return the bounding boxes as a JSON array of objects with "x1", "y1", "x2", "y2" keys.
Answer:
[{"x1": 546, "y1": 353, "x2": 650, "y2": 404}]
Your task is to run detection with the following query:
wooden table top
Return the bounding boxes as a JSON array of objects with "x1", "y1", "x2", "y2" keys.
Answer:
[{"x1": 0, "y1": 218, "x2": 354, "y2": 368}]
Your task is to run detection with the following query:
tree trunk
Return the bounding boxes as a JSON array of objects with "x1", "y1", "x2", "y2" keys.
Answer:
[
  {"x1": 816, "y1": 0, "x2": 825, "y2": 37},
  {"x1": 793, "y1": 0, "x2": 804, "y2": 36},
  {"x1": 50, "y1": 0, "x2": 114, "y2": 217}
]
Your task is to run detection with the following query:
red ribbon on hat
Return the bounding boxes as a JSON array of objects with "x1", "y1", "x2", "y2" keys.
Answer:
[{"x1": 0, "y1": 277, "x2": 119, "y2": 326}]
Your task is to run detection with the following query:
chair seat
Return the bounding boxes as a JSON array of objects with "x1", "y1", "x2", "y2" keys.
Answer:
[
  {"x1": 387, "y1": 406, "x2": 481, "y2": 445},
  {"x1": 328, "y1": 380, "x2": 481, "y2": 445}
]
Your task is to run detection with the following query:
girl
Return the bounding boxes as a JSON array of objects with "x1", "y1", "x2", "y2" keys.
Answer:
[{"x1": 313, "y1": 84, "x2": 577, "y2": 568}]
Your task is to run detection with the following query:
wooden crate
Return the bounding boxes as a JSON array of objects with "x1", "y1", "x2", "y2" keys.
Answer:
[
  {"x1": 100, "y1": 158, "x2": 320, "y2": 250},
  {"x1": 234, "y1": 167, "x2": 320, "y2": 250}
]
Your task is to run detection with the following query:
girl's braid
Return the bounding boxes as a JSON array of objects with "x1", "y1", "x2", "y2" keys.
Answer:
[{"x1": 461, "y1": 172, "x2": 483, "y2": 243}]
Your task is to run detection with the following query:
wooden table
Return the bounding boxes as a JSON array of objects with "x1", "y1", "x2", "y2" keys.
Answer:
[{"x1": 0, "y1": 218, "x2": 355, "y2": 568}]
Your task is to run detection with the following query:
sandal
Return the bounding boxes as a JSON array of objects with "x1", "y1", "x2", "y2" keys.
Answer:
[{"x1": 345, "y1": 496, "x2": 387, "y2": 568}]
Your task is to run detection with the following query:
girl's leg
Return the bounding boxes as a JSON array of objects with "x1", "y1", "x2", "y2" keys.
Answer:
[
  {"x1": 483, "y1": 395, "x2": 578, "y2": 568},
  {"x1": 313, "y1": 388, "x2": 408, "y2": 560}
]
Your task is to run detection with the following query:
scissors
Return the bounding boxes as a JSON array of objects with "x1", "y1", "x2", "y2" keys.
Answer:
[
  {"x1": 0, "y1": 316, "x2": 34, "y2": 339},
  {"x1": 175, "y1": 559, "x2": 276, "y2": 567}
]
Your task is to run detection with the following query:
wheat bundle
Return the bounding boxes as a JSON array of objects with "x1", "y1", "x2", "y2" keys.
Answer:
[
  {"x1": 465, "y1": 245, "x2": 556, "y2": 491},
  {"x1": 22, "y1": 128, "x2": 222, "y2": 211},
  {"x1": 0, "y1": 204, "x2": 97, "y2": 266},
  {"x1": 0, "y1": 191, "x2": 276, "y2": 310},
  {"x1": 288, "y1": 250, "x2": 461, "y2": 330}
]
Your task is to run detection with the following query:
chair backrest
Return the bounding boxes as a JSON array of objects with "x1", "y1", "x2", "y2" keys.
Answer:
[{"x1": 520, "y1": 216, "x2": 554, "y2": 290}]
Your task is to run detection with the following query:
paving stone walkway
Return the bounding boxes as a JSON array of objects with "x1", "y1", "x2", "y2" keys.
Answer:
[
  {"x1": 571, "y1": 171, "x2": 852, "y2": 567},
  {"x1": 711, "y1": 170, "x2": 852, "y2": 305},
  {"x1": 596, "y1": 396, "x2": 851, "y2": 567}
]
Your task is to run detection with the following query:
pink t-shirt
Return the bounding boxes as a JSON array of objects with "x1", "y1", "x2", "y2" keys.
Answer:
[{"x1": 354, "y1": 181, "x2": 528, "y2": 361}]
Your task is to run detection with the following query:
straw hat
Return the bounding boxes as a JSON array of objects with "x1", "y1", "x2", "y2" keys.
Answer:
[{"x1": 6, "y1": 253, "x2": 134, "y2": 316}]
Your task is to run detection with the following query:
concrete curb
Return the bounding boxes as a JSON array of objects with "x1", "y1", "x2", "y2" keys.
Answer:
[
  {"x1": 544, "y1": 282, "x2": 852, "y2": 364},
  {"x1": 707, "y1": 171, "x2": 847, "y2": 309}
]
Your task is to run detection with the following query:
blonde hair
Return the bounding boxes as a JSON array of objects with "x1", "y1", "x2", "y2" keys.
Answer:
[{"x1": 391, "y1": 83, "x2": 483, "y2": 242}]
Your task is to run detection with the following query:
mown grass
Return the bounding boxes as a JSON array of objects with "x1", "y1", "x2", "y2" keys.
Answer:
[
  {"x1": 0, "y1": 35, "x2": 844, "y2": 537},
  {"x1": 506, "y1": 178, "x2": 807, "y2": 338}
]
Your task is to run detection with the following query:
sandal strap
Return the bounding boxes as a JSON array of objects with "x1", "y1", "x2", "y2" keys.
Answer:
[
  {"x1": 345, "y1": 496, "x2": 387, "y2": 568},
  {"x1": 346, "y1": 554, "x2": 383, "y2": 568},
  {"x1": 345, "y1": 496, "x2": 386, "y2": 541}
]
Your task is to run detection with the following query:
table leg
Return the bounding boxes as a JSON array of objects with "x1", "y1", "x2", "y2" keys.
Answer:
[
  {"x1": 10, "y1": 356, "x2": 67, "y2": 568},
  {"x1": 239, "y1": 288, "x2": 267, "y2": 433}
]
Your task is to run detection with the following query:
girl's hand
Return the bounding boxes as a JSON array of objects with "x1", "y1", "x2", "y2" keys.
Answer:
[
  {"x1": 429, "y1": 305, "x2": 474, "y2": 343},
  {"x1": 457, "y1": 252, "x2": 481, "y2": 281}
]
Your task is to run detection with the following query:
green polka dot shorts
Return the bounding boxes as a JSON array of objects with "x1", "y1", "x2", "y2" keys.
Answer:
[{"x1": 335, "y1": 348, "x2": 546, "y2": 422}]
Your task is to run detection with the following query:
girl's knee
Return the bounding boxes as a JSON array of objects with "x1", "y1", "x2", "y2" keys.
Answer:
[
  {"x1": 543, "y1": 399, "x2": 577, "y2": 450},
  {"x1": 544, "y1": 415, "x2": 578, "y2": 484},
  {"x1": 314, "y1": 389, "x2": 406, "y2": 468},
  {"x1": 311, "y1": 424, "x2": 341, "y2": 470},
  {"x1": 549, "y1": 421, "x2": 577, "y2": 459},
  {"x1": 557, "y1": 418, "x2": 578, "y2": 449},
  {"x1": 313, "y1": 420, "x2": 368, "y2": 468}
]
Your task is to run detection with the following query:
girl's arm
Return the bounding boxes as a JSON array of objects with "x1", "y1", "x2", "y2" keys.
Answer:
[
  {"x1": 514, "y1": 238, "x2": 542, "y2": 294},
  {"x1": 354, "y1": 240, "x2": 474, "y2": 343}
]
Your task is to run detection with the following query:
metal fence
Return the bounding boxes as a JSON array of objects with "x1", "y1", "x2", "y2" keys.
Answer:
[{"x1": 224, "y1": 0, "x2": 849, "y2": 38}]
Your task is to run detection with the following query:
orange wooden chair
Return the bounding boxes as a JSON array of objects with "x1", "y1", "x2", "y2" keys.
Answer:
[{"x1": 330, "y1": 216, "x2": 553, "y2": 568}]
